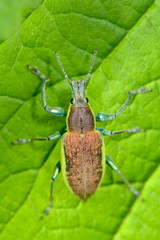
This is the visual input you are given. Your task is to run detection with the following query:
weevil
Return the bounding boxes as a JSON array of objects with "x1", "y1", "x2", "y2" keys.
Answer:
[{"x1": 13, "y1": 50, "x2": 151, "y2": 214}]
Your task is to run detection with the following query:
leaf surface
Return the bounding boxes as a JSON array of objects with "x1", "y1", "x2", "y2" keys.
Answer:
[{"x1": 0, "y1": 0, "x2": 159, "y2": 239}]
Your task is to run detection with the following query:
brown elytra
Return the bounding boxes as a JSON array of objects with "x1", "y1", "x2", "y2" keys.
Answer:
[{"x1": 62, "y1": 106, "x2": 104, "y2": 199}]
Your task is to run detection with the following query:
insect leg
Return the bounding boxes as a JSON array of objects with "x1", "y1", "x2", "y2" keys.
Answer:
[
  {"x1": 12, "y1": 131, "x2": 62, "y2": 144},
  {"x1": 27, "y1": 65, "x2": 66, "y2": 117},
  {"x1": 106, "y1": 155, "x2": 139, "y2": 197},
  {"x1": 44, "y1": 161, "x2": 61, "y2": 215},
  {"x1": 95, "y1": 87, "x2": 152, "y2": 122},
  {"x1": 97, "y1": 127, "x2": 144, "y2": 136}
]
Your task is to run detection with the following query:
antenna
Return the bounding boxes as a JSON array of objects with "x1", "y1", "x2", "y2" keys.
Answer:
[
  {"x1": 85, "y1": 50, "x2": 98, "y2": 83},
  {"x1": 55, "y1": 52, "x2": 71, "y2": 85}
]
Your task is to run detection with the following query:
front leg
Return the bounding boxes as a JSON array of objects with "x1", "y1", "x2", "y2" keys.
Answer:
[
  {"x1": 95, "y1": 87, "x2": 152, "y2": 122},
  {"x1": 27, "y1": 66, "x2": 67, "y2": 117}
]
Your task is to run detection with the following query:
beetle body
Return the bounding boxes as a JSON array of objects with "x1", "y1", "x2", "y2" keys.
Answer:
[
  {"x1": 61, "y1": 80, "x2": 105, "y2": 199},
  {"x1": 13, "y1": 51, "x2": 148, "y2": 214}
]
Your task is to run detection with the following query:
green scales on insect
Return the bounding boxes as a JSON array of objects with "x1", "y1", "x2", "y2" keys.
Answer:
[{"x1": 13, "y1": 50, "x2": 152, "y2": 214}]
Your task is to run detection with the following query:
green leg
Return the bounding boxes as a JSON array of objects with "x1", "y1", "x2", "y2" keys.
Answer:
[
  {"x1": 44, "y1": 161, "x2": 61, "y2": 215},
  {"x1": 27, "y1": 65, "x2": 66, "y2": 117},
  {"x1": 95, "y1": 87, "x2": 152, "y2": 122},
  {"x1": 12, "y1": 131, "x2": 62, "y2": 144},
  {"x1": 106, "y1": 156, "x2": 139, "y2": 197},
  {"x1": 97, "y1": 126, "x2": 143, "y2": 136}
]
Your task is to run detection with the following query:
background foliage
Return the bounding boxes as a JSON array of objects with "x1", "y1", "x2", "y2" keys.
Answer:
[{"x1": 0, "y1": 0, "x2": 160, "y2": 239}]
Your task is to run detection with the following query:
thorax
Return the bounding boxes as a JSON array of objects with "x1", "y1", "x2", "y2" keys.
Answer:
[{"x1": 67, "y1": 105, "x2": 95, "y2": 133}]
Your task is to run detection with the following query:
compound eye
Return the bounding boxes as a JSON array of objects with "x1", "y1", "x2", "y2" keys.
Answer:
[
  {"x1": 86, "y1": 97, "x2": 89, "y2": 103},
  {"x1": 70, "y1": 98, "x2": 74, "y2": 104}
]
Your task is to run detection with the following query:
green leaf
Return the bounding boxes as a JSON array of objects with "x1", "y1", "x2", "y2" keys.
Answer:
[
  {"x1": 0, "y1": 0, "x2": 159, "y2": 240},
  {"x1": 0, "y1": 0, "x2": 43, "y2": 43}
]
